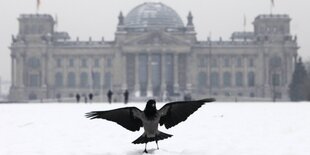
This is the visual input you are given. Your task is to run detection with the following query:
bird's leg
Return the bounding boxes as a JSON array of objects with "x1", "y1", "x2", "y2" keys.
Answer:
[
  {"x1": 156, "y1": 140, "x2": 159, "y2": 150},
  {"x1": 144, "y1": 143, "x2": 148, "y2": 153}
]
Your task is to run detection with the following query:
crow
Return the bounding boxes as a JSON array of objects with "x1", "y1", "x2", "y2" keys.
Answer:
[{"x1": 85, "y1": 98, "x2": 215, "y2": 153}]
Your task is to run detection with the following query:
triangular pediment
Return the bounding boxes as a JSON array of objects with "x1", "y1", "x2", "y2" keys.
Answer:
[{"x1": 123, "y1": 31, "x2": 190, "y2": 46}]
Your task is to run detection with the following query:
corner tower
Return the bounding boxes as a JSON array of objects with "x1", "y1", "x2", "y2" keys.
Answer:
[
  {"x1": 253, "y1": 14, "x2": 291, "y2": 42},
  {"x1": 9, "y1": 14, "x2": 56, "y2": 101}
]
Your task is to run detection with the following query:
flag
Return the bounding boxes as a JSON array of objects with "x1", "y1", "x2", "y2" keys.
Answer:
[
  {"x1": 271, "y1": 0, "x2": 275, "y2": 7},
  {"x1": 37, "y1": 0, "x2": 41, "y2": 11}
]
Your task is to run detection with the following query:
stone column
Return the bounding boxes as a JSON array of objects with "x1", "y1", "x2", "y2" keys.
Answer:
[
  {"x1": 11, "y1": 54, "x2": 16, "y2": 87},
  {"x1": 134, "y1": 54, "x2": 140, "y2": 97},
  {"x1": 160, "y1": 54, "x2": 166, "y2": 100},
  {"x1": 122, "y1": 54, "x2": 127, "y2": 90},
  {"x1": 100, "y1": 57, "x2": 105, "y2": 101},
  {"x1": 41, "y1": 53, "x2": 47, "y2": 88},
  {"x1": 147, "y1": 54, "x2": 153, "y2": 97},
  {"x1": 15, "y1": 54, "x2": 24, "y2": 88},
  {"x1": 186, "y1": 53, "x2": 193, "y2": 92},
  {"x1": 173, "y1": 53, "x2": 179, "y2": 93}
]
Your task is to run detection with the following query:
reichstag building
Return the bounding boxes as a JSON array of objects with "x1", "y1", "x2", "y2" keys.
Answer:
[{"x1": 9, "y1": 2, "x2": 299, "y2": 102}]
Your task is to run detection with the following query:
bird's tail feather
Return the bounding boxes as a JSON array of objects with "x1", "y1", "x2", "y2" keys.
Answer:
[
  {"x1": 132, "y1": 131, "x2": 172, "y2": 144},
  {"x1": 198, "y1": 98, "x2": 216, "y2": 102}
]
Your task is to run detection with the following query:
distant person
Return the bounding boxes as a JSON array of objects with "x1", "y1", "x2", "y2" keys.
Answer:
[
  {"x1": 76, "y1": 94, "x2": 80, "y2": 103},
  {"x1": 124, "y1": 89, "x2": 129, "y2": 104},
  {"x1": 89, "y1": 93, "x2": 93, "y2": 103},
  {"x1": 107, "y1": 90, "x2": 113, "y2": 104}
]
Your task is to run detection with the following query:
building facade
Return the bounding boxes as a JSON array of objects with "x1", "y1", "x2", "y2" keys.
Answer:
[{"x1": 9, "y1": 2, "x2": 299, "y2": 102}]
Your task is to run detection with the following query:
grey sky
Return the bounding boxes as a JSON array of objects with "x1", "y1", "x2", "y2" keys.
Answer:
[{"x1": 0, "y1": 0, "x2": 309, "y2": 81}]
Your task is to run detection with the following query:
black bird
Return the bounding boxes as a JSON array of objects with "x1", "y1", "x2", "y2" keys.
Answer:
[{"x1": 85, "y1": 98, "x2": 215, "y2": 153}]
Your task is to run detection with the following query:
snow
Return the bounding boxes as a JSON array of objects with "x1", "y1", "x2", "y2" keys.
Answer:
[{"x1": 1, "y1": 102, "x2": 310, "y2": 155}]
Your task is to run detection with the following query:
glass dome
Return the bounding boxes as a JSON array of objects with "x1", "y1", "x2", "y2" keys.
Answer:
[{"x1": 124, "y1": 2, "x2": 184, "y2": 28}]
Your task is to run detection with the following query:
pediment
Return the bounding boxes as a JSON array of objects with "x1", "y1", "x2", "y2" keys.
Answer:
[{"x1": 123, "y1": 31, "x2": 190, "y2": 46}]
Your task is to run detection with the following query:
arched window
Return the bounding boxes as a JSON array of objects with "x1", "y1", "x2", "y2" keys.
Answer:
[
  {"x1": 67, "y1": 72, "x2": 76, "y2": 88},
  {"x1": 29, "y1": 74, "x2": 40, "y2": 87},
  {"x1": 269, "y1": 56, "x2": 282, "y2": 68},
  {"x1": 235, "y1": 72, "x2": 243, "y2": 87},
  {"x1": 55, "y1": 72, "x2": 63, "y2": 88},
  {"x1": 27, "y1": 57, "x2": 40, "y2": 69},
  {"x1": 272, "y1": 73, "x2": 281, "y2": 86},
  {"x1": 197, "y1": 72, "x2": 207, "y2": 90},
  {"x1": 210, "y1": 72, "x2": 219, "y2": 88},
  {"x1": 80, "y1": 72, "x2": 88, "y2": 88},
  {"x1": 248, "y1": 72, "x2": 255, "y2": 87},
  {"x1": 223, "y1": 72, "x2": 231, "y2": 87}
]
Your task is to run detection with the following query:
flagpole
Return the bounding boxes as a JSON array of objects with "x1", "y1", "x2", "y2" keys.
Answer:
[
  {"x1": 36, "y1": 0, "x2": 41, "y2": 14},
  {"x1": 243, "y1": 14, "x2": 246, "y2": 32},
  {"x1": 270, "y1": 0, "x2": 275, "y2": 15}
]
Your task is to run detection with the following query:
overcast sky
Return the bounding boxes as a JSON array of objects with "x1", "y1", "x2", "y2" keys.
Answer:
[{"x1": 0, "y1": 0, "x2": 309, "y2": 81}]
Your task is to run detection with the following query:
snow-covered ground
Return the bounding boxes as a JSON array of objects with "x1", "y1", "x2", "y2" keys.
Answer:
[{"x1": 1, "y1": 102, "x2": 310, "y2": 155}]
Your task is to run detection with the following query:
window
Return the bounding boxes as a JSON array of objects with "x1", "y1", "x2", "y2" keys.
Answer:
[
  {"x1": 198, "y1": 57, "x2": 204, "y2": 68},
  {"x1": 223, "y1": 72, "x2": 231, "y2": 87},
  {"x1": 248, "y1": 72, "x2": 255, "y2": 87},
  {"x1": 235, "y1": 72, "x2": 243, "y2": 87},
  {"x1": 94, "y1": 59, "x2": 100, "y2": 68},
  {"x1": 211, "y1": 59, "x2": 217, "y2": 68},
  {"x1": 69, "y1": 59, "x2": 74, "y2": 67},
  {"x1": 55, "y1": 72, "x2": 63, "y2": 87},
  {"x1": 81, "y1": 58, "x2": 87, "y2": 68},
  {"x1": 80, "y1": 72, "x2": 88, "y2": 88},
  {"x1": 210, "y1": 72, "x2": 219, "y2": 88},
  {"x1": 105, "y1": 57, "x2": 113, "y2": 68},
  {"x1": 56, "y1": 58, "x2": 62, "y2": 68},
  {"x1": 249, "y1": 58, "x2": 255, "y2": 67},
  {"x1": 67, "y1": 72, "x2": 76, "y2": 88},
  {"x1": 197, "y1": 72, "x2": 207, "y2": 90},
  {"x1": 236, "y1": 57, "x2": 243, "y2": 68},
  {"x1": 272, "y1": 73, "x2": 281, "y2": 86},
  {"x1": 198, "y1": 56, "x2": 207, "y2": 68},
  {"x1": 28, "y1": 57, "x2": 40, "y2": 69},
  {"x1": 224, "y1": 58, "x2": 230, "y2": 68},
  {"x1": 270, "y1": 57, "x2": 282, "y2": 68}
]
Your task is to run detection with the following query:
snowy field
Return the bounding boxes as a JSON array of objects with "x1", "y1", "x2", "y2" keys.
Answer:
[{"x1": 1, "y1": 102, "x2": 310, "y2": 155}]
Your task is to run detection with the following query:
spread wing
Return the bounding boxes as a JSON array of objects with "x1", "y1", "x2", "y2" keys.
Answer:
[
  {"x1": 85, "y1": 107, "x2": 143, "y2": 132},
  {"x1": 159, "y1": 98, "x2": 215, "y2": 129}
]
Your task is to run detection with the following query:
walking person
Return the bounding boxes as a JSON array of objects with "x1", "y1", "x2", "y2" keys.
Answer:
[
  {"x1": 107, "y1": 90, "x2": 113, "y2": 104},
  {"x1": 124, "y1": 89, "x2": 129, "y2": 104},
  {"x1": 76, "y1": 94, "x2": 80, "y2": 103},
  {"x1": 89, "y1": 93, "x2": 93, "y2": 103}
]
